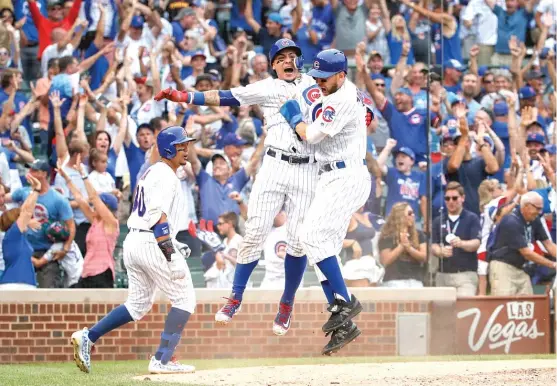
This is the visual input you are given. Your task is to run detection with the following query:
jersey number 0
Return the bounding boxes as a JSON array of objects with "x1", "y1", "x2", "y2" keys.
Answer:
[{"x1": 132, "y1": 186, "x2": 146, "y2": 217}]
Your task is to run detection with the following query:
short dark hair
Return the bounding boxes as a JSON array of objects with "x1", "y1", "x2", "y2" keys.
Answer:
[
  {"x1": 58, "y1": 56, "x2": 76, "y2": 73},
  {"x1": 0, "y1": 68, "x2": 20, "y2": 89},
  {"x1": 446, "y1": 181, "x2": 465, "y2": 197},
  {"x1": 150, "y1": 117, "x2": 166, "y2": 133},
  {"x1": 219, "y1": 211, "x2": 238, "y2": 228},
  {"x1": 47, "y1": 58, "x2": 59, "y2": 69}
]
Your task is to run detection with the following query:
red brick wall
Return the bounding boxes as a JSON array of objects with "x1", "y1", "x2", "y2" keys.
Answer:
[{"x1": 0, "y1": 300, "x2": 432, "y2": 363}]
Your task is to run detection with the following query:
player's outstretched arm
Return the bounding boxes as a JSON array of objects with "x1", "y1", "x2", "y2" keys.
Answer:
[{"x1": 154, "y1": 88, "x2": 240, "y2": 107}]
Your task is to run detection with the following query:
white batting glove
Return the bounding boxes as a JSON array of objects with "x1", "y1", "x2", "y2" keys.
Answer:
[
  {"x1": 173, "y1": 240, "x2": 192, "y2": 259},
  {"x1": 167, "y1": 255, "x2": 187, "y2": 281}
]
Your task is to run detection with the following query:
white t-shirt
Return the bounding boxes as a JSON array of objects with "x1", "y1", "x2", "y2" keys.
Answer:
[
  {"x1": 103, "y1": 114, "x2": 138, "y2": 177},
  {"x1": 41, "y1": 43, "x2": 74, "y2": 78},
  {"x1": 44, "y1": 241, "x2": 83, "y2": 288},
  {"x1": 130, "y1": 96, "x2": 166, "y2": 126},
  {"x1": 88, "y1": 170, "x2": 116, "y2": 193},
  {"x1": 118, "y1": 31, "x2": 150, "y2": 76},
  {"x1": 205, "y1": 233, "x2": 242, "y2": 289}
]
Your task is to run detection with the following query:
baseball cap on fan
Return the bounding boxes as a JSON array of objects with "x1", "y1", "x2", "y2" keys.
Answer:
[
  {"x1": 173, "y1": 7, "x2": 195, "y2": 21},
  {"x1": 130, "y1": 15, "x2": 145, "y2": 29},
  {"x1": 211, "y1": 153, "x2": 232, "y2": 168},
  {"x1": 27, "y1": 159, "x2": 51, "y2": 173}
]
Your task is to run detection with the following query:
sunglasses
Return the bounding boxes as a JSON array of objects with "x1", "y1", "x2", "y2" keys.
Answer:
[
  {"x1": 375, "y1": 83, "x2": 385, "y2": 87},
  {"x1": 445, "y1": 196, "x2": 460, "y2": 202},
  {"x1": 49, "y1": 6, "x2": 63, "y2": 10}
]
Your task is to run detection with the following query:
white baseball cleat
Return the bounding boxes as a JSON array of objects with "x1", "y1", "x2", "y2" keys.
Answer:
[
  {"x1": 148, "y1": 356, "x2": 196, "y2": 374},
  {"x1": 215, "y1": 296, "x2": 242, "y2": 325},
  {"x1": 71, "y1": 328, "x2": 93, "y2": 373}
]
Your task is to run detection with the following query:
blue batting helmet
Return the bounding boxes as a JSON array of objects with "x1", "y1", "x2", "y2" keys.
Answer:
[
  {"x1": 269, "y1": 38, "x2": 303, "y2": 69},
  {"x1": 157, "y1": 126, "x2": 196, "y2": 159},
  {"x1": 307, "y1": 49, "x2": 347, "y2": 79}
]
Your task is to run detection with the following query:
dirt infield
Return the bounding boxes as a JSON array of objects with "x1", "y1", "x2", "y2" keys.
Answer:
[{"x1": 135, "y1": 359, "x2": 556, "y2": 386}]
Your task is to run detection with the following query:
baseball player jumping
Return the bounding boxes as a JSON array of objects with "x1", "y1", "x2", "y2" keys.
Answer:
[
  {"x1": 155, "y1": 39, "x2": 321, "y2": 336},
  {"x1": 70, "y1": 127, "x2": 197, "y2": 374},
  {"x1": 280, "y1": 49, "x2": 371, "y2": 355}
]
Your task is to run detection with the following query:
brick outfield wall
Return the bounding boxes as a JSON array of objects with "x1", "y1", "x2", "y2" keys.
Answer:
[{"x1": 0, "y1": 289, "x2": 452, "y2": 364}]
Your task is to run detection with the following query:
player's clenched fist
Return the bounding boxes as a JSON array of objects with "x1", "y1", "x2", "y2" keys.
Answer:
[
  {"x1": 279, "y1": 100, "x2": 303, "y2": 130},
  {"x1": 154, "y1": 88, "x2": 190, "y2": 103}
]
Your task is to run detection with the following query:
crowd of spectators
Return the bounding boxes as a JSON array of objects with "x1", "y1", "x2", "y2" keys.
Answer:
[{"x1": 0, "y1": 0, "x2": 555, "y2": 297}]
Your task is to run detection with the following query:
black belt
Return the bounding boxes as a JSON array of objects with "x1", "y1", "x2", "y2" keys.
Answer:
[
  {"x1": 25, "y1": 42, "x2": 39, "y2": 48},
  {"x1": 320, "y1": 159, "x2": 367, "y2": 173},
  {"x1": 130, "y1": 228, "x2": 152, "y2": 233},
  {"x1": 266, "y1": 148, "x2": 314, "y2": 164}
]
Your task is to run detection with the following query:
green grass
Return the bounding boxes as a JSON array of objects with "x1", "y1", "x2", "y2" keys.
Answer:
[{"x1": 0, "y1": 354, "x2": 554, "y2": 386}]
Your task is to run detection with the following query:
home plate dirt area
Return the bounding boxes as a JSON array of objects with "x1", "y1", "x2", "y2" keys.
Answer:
[{"x1": 134, "y1": 359, "x2": 556, "y2": 386}]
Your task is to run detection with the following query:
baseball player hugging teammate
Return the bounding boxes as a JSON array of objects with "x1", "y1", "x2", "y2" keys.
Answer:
[
  {"x1": 280, "y1": 49, "x2": 371, "y2": 355},
  {"x1": 156, "y1": 39, "x2": 323, "y2": 336},
  {"x1": 71, "y1": 127, "x2": 197, "y2": 375}
]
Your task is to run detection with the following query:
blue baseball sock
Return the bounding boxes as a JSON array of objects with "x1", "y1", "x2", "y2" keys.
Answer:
[
  {"x1": 88, "y1": 305, "x2": 134, "y2": 343},
  {"x1": 155, "y1": 307, "x2": 191, "y2": 361},
  {"x1": 316, "y1": 256, "x2": 351, "y2": 302},
  {"x1": 231, "y1": 260, "x2": 259, "y2": 301},
  {"x1": 320, "y1": 280, "x2": 336, "y2": 305},
  {"x1": 280, "y1": 254, "x2": 308, "y2": 304}
]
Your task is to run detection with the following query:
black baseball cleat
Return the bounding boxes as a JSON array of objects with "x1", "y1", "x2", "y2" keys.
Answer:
[
  {"x1": 322, "y1": 294, "x2": 362, "y2": 333},
  {"x1": 321, "y1": 320, "x2": 361, "y2": 356}
]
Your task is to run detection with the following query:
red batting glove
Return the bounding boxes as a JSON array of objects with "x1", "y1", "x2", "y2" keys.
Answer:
[{"x1": 154, "y1": 88, "x2": 189, "y2": 103}]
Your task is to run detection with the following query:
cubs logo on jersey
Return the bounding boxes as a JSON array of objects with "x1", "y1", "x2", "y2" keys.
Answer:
[
  {"x1": 302, "y1": 85, "x2": 321, "y2": 106},
  {"x1": 409, "y1": 113, "x2": 422, "y2": 125},
  {"x1": 322, "y1": 106, "x2": 336, "y2": 123}
]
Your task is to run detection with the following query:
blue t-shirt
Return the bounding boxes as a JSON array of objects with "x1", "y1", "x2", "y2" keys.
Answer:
[
  {"x1": 295, "y1": 26, "x2": 320, "y2": 66},
  {"x1": 172, "y1": 21, "x2": 185, "y2": 44},
  {"x1": 14, "y1": 0, "x2": 47, "y2": 44},
  {"x1": 534, "y1": 186, "x2": 556, "y2": 243},
  {"x1": 432, "y1": 20, "x2": 463, "y2": 64},
  {"x1": 494, "y1": 6, "x2": 531, "y2": 54},
  {"x1": 385, "y1": 167, "x2": 426, "y2": 217},
  {"x1": 11, "y1": 188, "x2": 73, "y2": 251},
  {"x1": 380, "y1": 101, "x2": 434, "y2": 163},
  {"x1": 107, "y1": 148, "x2": 117, "y2": 179},
  {"x1": 85, "y1": 42, "x2": 109, "y2": 90},
  {"x1": 446, "y1": 157, "x2": 491, "y2": 215},
  {"x1": 48, "y1": 74, "x2": 74, "y2": 120},
  {"x1": 387, "y1": 32, "x2": 415, "y2": 65},
  {"x1": 230, "y1": 1, "x2": 262, "y2": 31},
  {"x1": 431, "y1": 159, "x2": 447, "y2": 219},
  {"x1": 124, "y1": 142, "x2": 146, "y2": 194},
  {"x1": 197, "y1": 168, "x2": 250, "y2": 223},
  {"x1": 311, "y1": 4, "x2": 335, "y2": 48},
  {"x1": 0, "y1": 224, "x2": 36, "y2": 286},
  {"x1": 492, "y1": 120, "x2": 511, "y2": 181}
]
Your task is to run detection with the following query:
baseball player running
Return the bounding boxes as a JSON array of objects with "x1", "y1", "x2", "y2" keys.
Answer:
[
  {"x1": 280, "y1": 49, "x2": 371, "y2": 355},
  {"x1": 70, "y1": 127, "x2": 197, "y2": 374},
  {"x1": 155, "y1": 39, "x2": 320, "y2": 336}
]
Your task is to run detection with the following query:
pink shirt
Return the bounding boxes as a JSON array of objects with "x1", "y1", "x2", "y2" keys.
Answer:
[{"x1": 81, "y1": 220, "x2": 119, "y2": 279}]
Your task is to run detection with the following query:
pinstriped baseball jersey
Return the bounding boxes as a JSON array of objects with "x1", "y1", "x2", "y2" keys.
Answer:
[
  {"x1": 231, "y1": 74, "x2": 317, "y2": 155},
  {"x1": 296, "y1": 79, "x2": 367, "y2": 162},
  {"x1": 127, "y1": 162, "x2": 184, "y2": 239}
]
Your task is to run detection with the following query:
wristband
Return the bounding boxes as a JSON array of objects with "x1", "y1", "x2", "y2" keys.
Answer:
[
  {"x1": 191, "y1": 92, "x2": 206, "y2": 105},
  {"x1": 158, "y1": 238, "x2": 175, "y2": 262},
  {"x1": 82, "y1": 175, "x2": 88, "y2": 180},
  {"x1": 33, "y1": 189, "x2": 40, "y2": 193},
  {"x1": 153, "y1": 222, "x2": 170, "y2": 238}
]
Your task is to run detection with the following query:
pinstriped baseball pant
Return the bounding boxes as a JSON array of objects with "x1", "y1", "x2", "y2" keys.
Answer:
[
  {"x1": 237, "y1": 154, "x2": 319, "y2": 264},
  {"x1": 123, "y1": 232, "x2": 196, "y2": 321}
]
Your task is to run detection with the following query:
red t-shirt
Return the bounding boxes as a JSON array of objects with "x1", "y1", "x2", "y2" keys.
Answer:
[{"x1": 29, "y1": 0, "x2": 83, "y2": 58}]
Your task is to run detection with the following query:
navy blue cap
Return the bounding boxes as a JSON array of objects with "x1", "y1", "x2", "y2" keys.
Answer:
[
  {"x1": 223, "y1": 133, "x2": 247, "y2": 147},
  {"x1": 28, "y1": 159, "x2": 50, "y2": 172},
  {"x1": 396, "y1": 146, "x2": 416, "y2": 160},
  {"x1": 100, "y1": 193, "x2": 119, "y2": 212},
  {"x1": 518, "y1": 86, "x2": 536, "y2": 99},
  {"x1": 526, "y1": 133, "x2": 545, "y2": 145},
  {"x1": 131, "y1": 15, "x2": 144, "y2": 29},
  {"x1": 493, "y1": 101, "x2": 509, "y2": 117}
]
